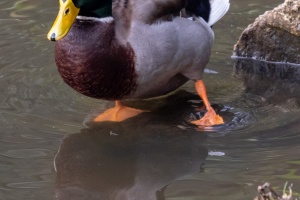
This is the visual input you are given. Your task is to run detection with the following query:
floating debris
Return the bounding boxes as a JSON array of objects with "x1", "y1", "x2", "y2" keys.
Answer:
[
  {"x1": 208, "y1": 151, "x2": 225, "y2": 156},
  {"x1": 110, "y1": 131, "x2": 118, "y2": 136}
]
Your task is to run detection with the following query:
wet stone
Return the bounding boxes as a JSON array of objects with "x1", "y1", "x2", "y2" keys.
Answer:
[{"x1": 233, "y1": 0, "x2": 300, "y2": 64}]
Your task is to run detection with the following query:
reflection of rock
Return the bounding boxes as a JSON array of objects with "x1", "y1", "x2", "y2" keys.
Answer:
[
  {"x1": 233, "y1": 0, "x2": 300, "y2": 64},
  {"x1": 54, "y1": 92, "x2": 208, "y2": 200},
  {"x1": 234, "y1": 58, "x2": 300, "y2": 108}
]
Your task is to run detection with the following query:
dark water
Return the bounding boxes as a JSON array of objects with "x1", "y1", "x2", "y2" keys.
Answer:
[{"x1": 1, "y1": 0, "x2": 300, "y2": 199}]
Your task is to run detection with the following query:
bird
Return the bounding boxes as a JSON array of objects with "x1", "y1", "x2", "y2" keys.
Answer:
[{"x1": 47, "y1": 0, "x2": 230, "y2": 126}]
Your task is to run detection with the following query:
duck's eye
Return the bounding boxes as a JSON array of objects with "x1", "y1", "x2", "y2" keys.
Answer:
[{"x1": 65, "y1": 8, "x2": 70, "y2": 15}]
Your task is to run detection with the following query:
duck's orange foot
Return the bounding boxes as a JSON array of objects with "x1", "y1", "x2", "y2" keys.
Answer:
[
  {"x1": 191, "y1": 108, "x2": 224, "y2": 126},
  {"x1": 94, "y1": 103, "x2": 147, "y2": 122}
]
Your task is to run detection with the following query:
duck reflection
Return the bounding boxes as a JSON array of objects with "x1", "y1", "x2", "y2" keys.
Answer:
[
  {"x1": 54, "y1": 91, "x2": 208, "y2": 200},
  {"x1": 234, "y1": 58, "x2": 300, "y2": 107}
]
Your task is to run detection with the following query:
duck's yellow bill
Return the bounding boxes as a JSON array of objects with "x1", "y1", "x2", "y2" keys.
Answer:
[{"x1": 47, "y1": 0, "x2": 80, "y2": 41}]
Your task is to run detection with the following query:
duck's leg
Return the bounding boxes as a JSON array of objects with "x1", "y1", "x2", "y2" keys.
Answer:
[
  {"x1": 94, "y1": 100, "x2": 146, "y2": 122},
  {"x1": 191, "y1": 80, "x2": 224, "y2": 126}
]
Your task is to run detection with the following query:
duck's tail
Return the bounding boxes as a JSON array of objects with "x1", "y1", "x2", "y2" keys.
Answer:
[
  {"x1": 207, "y1": 0, "x2": 230, "y2": 26},
  {"x1": 185, "y1": 0, "x2": 230, "y2": 26}
]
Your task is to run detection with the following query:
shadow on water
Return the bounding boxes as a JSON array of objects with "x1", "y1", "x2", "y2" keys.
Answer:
[
  {"x1": 53, "y1": 63, "x2": 300, "y2": 199},
  {"x1": 54, "y1": 92, "x2": 209, "y2": 200}
]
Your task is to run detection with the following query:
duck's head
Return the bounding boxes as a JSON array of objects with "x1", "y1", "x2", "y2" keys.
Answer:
[{"x1": 47, "y1": 0, "x2": 112, "y2": 41}]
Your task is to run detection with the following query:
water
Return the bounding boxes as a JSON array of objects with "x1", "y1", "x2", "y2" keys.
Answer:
[{"x1": 1, "y1": 0, "x2": 300, "y2": 199}]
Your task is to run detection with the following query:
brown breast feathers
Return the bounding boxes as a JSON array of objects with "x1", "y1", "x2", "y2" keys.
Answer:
[{"x1": 55, "y1": 19, "x2": 137, "y2": 100}]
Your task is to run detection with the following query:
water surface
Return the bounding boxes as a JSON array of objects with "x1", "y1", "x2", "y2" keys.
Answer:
[{"x1": 1, "y1": 0, "x2": 300, "y2": 199}]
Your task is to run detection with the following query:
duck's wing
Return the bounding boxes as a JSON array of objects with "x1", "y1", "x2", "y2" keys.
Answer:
[
  {"x1": 112, "y1": 0, "x2": 186, "y2": 42},
  {"x1": 112, "y1": 0, "x2": 229, "y2": 43},
  {"x1": 131, "y1": 0, "x2": 186, "y2": 24},
  {"x1": 112, "y1": 0, "x2": 133, "y2": 43}
]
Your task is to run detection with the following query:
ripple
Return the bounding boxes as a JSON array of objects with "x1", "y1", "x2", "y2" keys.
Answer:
[
  {"x1": 161, "y1": 179, "x2": 247, "y2": 200},
  {"x1": 183, "y1": 103, "x2": 257, "y2": 133},
  {"x1": 6, "y1": 180, "x2": 52, "y2": 189},
  {"x1": 1, "y1": 0, "x2": 38, "y2": 18},
  {"x1": 0, "y1": 149, "x2": 52, "y2": 159}
]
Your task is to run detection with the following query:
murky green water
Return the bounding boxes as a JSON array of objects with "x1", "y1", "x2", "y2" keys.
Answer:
[{"x1": 1, "y1": 0, "x2": 300, "y2": 199}]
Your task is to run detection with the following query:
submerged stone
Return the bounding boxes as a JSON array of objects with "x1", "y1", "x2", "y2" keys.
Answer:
[{"x1": 233, "y1": 0, "x2": 300, "y2": 64}]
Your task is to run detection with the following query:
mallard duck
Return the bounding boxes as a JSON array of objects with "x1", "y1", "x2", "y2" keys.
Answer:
[{"x1": 47, "y1": 0, "x2": 229, "y2": 126}]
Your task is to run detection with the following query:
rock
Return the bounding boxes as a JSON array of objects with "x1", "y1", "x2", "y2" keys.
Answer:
[{"x1": 233, "y1": 0, "x2": 300, "y2": 64}]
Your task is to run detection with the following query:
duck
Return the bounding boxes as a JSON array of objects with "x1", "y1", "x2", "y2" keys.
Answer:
[{"x1": 47, "y1": 0, "x2": 230, "y2": 126}]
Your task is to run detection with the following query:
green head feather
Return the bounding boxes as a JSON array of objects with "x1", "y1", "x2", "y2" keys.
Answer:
[{"x1": 73, "y1": 0, "x2": 112, "y2": 18}]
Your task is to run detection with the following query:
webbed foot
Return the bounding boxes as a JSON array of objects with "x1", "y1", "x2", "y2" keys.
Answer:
[
  {"x1": 191, "y1": 107, "x2": 224, "y2": 126},
  {"x1": 94, "y1": 101, "x2": 147, "y2": 122}
]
